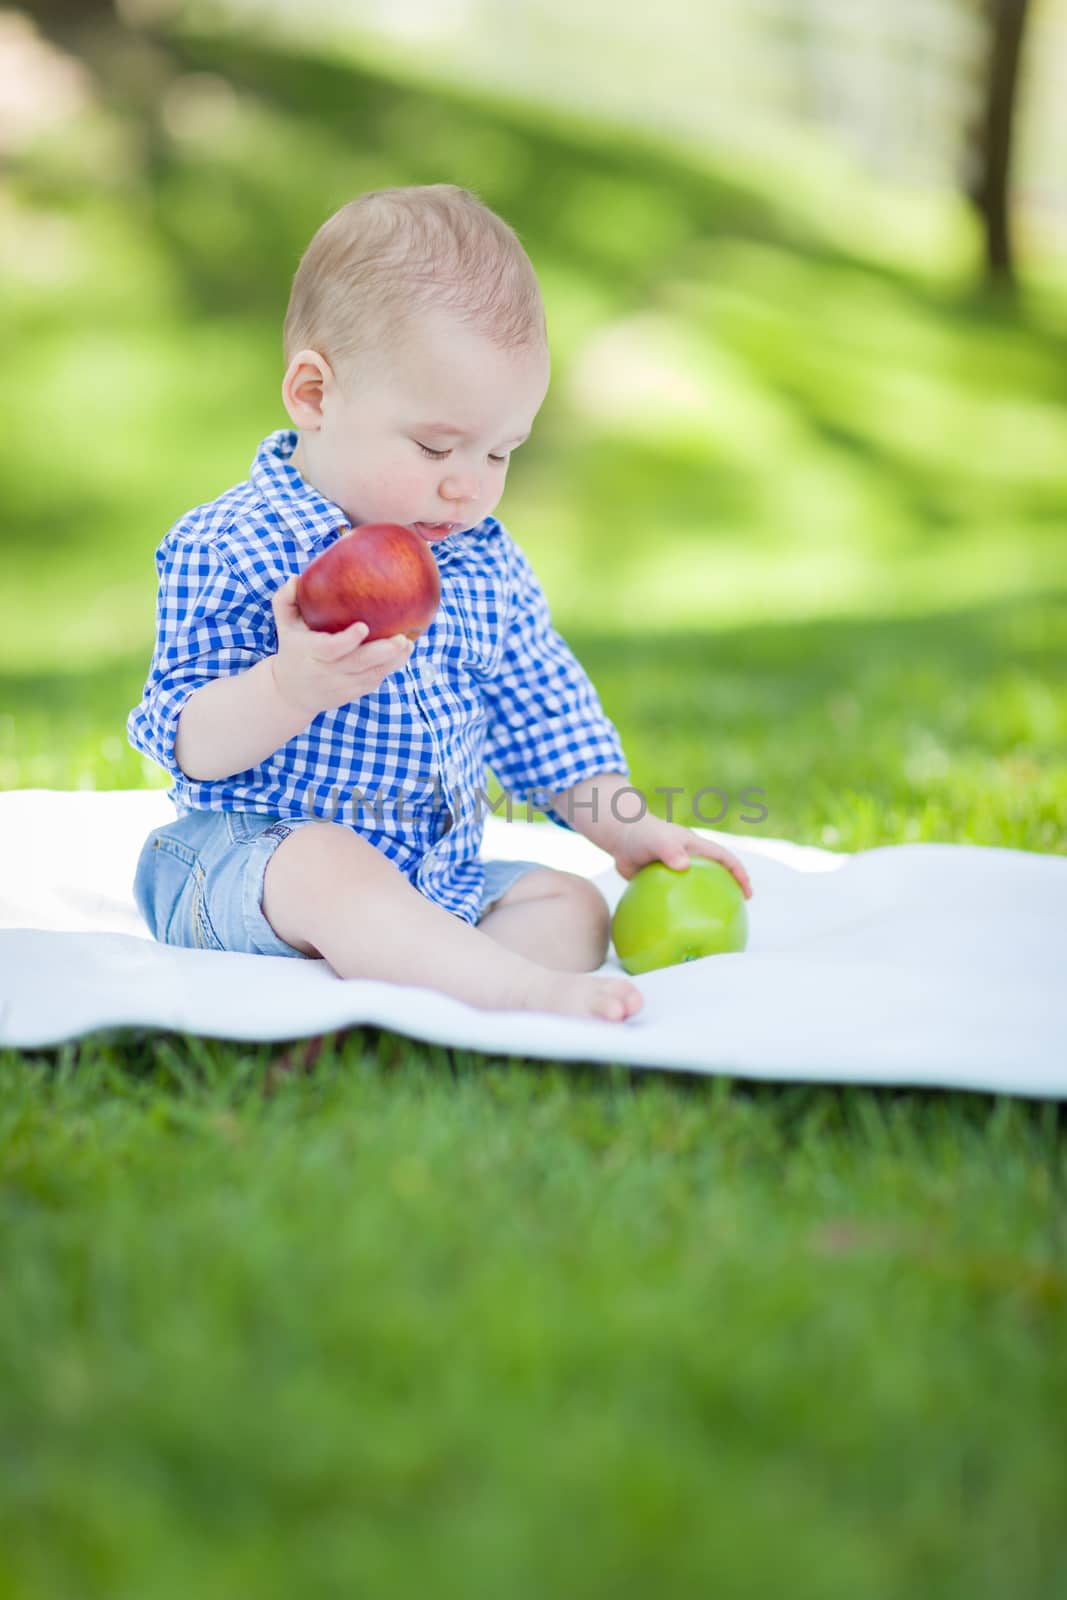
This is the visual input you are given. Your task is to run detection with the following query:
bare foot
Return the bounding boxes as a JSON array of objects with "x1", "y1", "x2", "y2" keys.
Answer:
[{"x1": 522, "y1": 970, "x2": 644, "y2": 1022}]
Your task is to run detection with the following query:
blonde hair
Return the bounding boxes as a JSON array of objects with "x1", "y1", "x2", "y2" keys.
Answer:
[{"x1": 283, "y1": 184, "x2": 547, "y2": 378}]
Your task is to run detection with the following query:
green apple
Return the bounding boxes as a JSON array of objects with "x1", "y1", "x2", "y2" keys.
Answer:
[{"x1": 611, "y1": 857, "x2": 748, "y2": 975}]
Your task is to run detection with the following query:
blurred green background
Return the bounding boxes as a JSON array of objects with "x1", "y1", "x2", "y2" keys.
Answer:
[{"x1": 2, "y1": 0, "x2": 1066, "y2": 855}]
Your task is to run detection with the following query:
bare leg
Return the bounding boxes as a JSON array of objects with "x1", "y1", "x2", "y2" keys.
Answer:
[
  {"x1": 477, "y1": 868, "x2": 611, "y2": 972},
  {"x1": 261, "y1": 824, "x2": 643, "y2": 1022}
]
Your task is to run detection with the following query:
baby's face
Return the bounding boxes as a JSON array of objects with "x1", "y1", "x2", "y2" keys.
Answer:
[{"x1": 290, "y1": 309, "x2": 550, "y2": 545}]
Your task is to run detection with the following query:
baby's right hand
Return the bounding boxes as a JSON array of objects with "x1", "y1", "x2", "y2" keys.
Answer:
[{"x1": 269, "y1": 574, "x2": 414, "y2": 718}]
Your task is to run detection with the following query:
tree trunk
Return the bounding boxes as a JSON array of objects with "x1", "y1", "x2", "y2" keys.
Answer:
[{"x1": 971, "y1": 0, "x2": 1032, "y2": 287}]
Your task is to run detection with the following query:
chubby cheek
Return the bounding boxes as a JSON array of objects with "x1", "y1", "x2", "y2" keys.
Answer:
[
  {"x1": 387, "y1": 466, "x2": 433, "y2": 515},
  {"x1": 346, "y1": 461, "x2": 427, "y2": 524}
]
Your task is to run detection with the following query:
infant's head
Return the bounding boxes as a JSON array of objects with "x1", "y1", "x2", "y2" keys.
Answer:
[{"x1": 281, "y1": 184, "x2": 550, "y2": 544}]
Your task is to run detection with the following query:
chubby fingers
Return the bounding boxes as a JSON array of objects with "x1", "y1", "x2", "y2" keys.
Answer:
[
  {"x1": 316, "y1": 620, "x2": 409, "y2": 652},
  {"x1": 318, "y1": 619, "x2": 369, "y2": 655},
  {"x1": 356, "y1": 633, "x2": 414, "y2": 667},
  {"x1": 320, "y1": 625, "x2": 412, "y2": 661},
  {"x1": 697, "y1": 843, "x2": 753, "y2": 899},
  {"x1": 273, "y1": 574, "x2": 307, "y2": 622}
]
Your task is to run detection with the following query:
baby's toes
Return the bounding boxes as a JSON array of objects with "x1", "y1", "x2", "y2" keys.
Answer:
[{"x1": 593, "y1": 977, "x2": 644, "y2": 1021}]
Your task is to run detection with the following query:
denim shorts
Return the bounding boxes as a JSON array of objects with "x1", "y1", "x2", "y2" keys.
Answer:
[{"x1": 132, "y1": 808, "x2": 548, "y2": 960}]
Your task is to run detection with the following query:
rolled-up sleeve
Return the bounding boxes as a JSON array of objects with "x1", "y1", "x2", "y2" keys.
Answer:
[
  {"x1": 482, "y1": 539, "x2": 629, "y2": 831},
  {"x1": 126, "y1": 536, "x2": 272, "y2": 779}
]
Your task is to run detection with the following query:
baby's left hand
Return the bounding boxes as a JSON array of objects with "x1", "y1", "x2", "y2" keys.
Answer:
[{"x1": 611, "y1": 816, "x2": 753, "y2": 899}]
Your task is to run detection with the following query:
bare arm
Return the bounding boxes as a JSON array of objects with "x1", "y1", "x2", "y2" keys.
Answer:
[
  {"x1": 174, "y1": 658, "x2": 313, "y2": 782},
  {"x1": 173, "y1": 575, "x2": 412, "y2": 783},
  {"x1": 550, "y1": 771, "x2": 753, "y2": 898},
  {"x1": 548, "y1": 771, "x2": 632, "y2": 852}
]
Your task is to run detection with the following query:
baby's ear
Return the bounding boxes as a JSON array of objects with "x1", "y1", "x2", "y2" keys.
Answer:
[{"x1": 282, "y1": 348, "x2": 331, "y2": 427}]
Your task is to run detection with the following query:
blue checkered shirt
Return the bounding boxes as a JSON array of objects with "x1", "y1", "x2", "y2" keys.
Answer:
[{"x1": 127, "y1": 429, "x2": 630, "y2": 925}]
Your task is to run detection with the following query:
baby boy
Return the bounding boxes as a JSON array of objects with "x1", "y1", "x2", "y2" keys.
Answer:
[{"x1": 128, "y1": 183, "x2": 752, "y2": 1023}]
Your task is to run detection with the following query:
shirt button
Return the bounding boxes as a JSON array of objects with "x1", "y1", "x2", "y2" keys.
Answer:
[{"x1": 421, "y1": 662, "x2": 439, "y2": 687}]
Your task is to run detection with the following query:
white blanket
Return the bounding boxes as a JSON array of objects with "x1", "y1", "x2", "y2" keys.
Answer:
[{"x1": 0, "y1": 789, "x2": 1063, "y2": 1099}]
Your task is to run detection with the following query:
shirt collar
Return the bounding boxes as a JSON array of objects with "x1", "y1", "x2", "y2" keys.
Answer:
[
  {"x1": 249, "y1": 430, "x2": 349, "y2": 556},
  {"x1": 249, "y1": 429, "x2": 496, "y2": 567}
]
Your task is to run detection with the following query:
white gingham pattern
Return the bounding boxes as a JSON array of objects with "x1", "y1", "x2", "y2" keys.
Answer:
[{"x1": 127, "y1": 430, "x2": 629, "y2": 925}]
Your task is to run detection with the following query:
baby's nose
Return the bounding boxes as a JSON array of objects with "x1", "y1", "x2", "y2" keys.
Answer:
[{"x1": 441, "y1": 470, "x2": 480, "y2": 504}]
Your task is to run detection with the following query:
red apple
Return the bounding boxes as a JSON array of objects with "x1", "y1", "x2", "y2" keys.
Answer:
[{"x1": 296, "y1": 523, "x2": 442, "y2": 640}]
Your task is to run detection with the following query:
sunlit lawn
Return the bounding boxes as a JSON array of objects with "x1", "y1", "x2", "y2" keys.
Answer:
[{"x1": 1, "y1": 16, "x2": 1065, "y2": 1599}]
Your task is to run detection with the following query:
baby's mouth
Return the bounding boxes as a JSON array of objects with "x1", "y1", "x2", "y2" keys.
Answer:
[{"x1": 413, "y1": 521, "x2": 463, "y2": 542}]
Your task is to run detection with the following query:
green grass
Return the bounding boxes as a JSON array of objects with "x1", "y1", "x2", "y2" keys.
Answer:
[
  {"x1": 2, "y1": 14, "x2": 1066, "y2": 1596},
  {"x1": 2, "y1": 1045, "x2": 1065, "y2": 1597}
]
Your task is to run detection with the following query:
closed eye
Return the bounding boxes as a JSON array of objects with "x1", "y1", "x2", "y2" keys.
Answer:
[{"x1": 416, "y1": 442, "x2": 510, "y2": 464}]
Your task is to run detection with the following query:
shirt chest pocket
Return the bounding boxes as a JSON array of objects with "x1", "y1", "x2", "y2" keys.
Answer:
[{"x1": 445, "y1": 573, "x2": 503, "y2": 677}]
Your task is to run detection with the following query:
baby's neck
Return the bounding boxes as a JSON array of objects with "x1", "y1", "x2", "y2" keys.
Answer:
[{"x1": 290, "y1": 435, "x2": 310, "y2": 482}]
